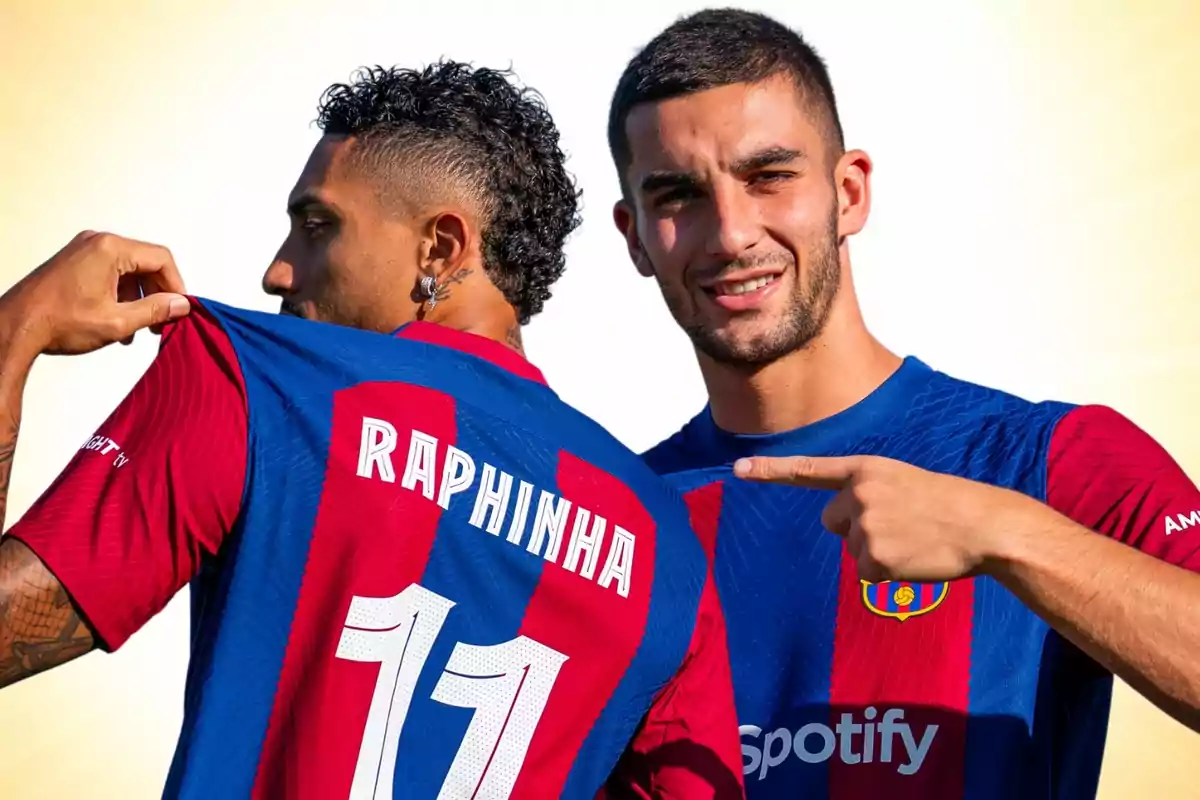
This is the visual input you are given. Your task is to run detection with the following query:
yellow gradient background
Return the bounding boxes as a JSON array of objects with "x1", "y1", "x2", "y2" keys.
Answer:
[{"x1": 1, "y1": 1, "x2": 1197, "y2": 798}]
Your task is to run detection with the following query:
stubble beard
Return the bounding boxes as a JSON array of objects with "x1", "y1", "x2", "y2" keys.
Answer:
[{"x1": 655, "y1": 217, "x2": 842, "y2": 370}]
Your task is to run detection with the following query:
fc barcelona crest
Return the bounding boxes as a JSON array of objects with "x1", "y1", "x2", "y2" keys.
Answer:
[{"x1": 860, "y1": 580, "x2": 949, "y2": 622}]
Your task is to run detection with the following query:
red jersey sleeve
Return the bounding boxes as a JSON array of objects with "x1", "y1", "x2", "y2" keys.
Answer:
[
  {"x1": 5, "y1": 304, "x2": 249, "y2": 651},
  {"x1": 602, "y1": 483, "x2": 745, "y2": 800},
  {"x1": 1046, "y1": 404, "x2": 1200, "y2": 570}
]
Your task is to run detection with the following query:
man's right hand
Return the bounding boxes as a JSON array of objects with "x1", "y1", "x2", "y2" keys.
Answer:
[{"x1": 1, "y1": 230, "x2": 191, "y2": 358}]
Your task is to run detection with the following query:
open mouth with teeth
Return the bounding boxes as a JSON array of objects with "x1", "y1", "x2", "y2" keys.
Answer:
[
  {"x1": 714, "y1": 275, "x2": 778, "y2": 296},
  {"x1": 701, "y1": 272, "x2": 784, "y2": 311}
]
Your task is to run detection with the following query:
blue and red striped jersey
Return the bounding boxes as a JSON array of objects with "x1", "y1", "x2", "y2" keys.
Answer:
[
  {"x1": 9, "y1": 299, "x2": 743, "y2": 800},
  {"x1": 642, "y1": 356, "x2": 1200, "y2": 800}
]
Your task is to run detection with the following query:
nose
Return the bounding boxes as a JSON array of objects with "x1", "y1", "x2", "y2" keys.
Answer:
[
  {"x1": 705, "y1": 181, "x2": 762, "y2": 260},
  {"x1": 261, "y1": 254, "x2": 294, "y2": 298}
]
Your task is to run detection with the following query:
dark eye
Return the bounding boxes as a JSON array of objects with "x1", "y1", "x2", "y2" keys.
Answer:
[
  {"x1": 300, "y1": 217, "x2": 330, "y2": 237},
  {"x1": 654, "y1": 187, "x2": 702, "y2": 209},
  {"x1": 749, "y1": 171, "x2": 794, "y2": 186}
]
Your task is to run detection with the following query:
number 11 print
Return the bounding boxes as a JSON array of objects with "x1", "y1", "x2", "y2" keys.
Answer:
[{"x1": 336, "y1": 584, "x2": 569, "y2": 799}]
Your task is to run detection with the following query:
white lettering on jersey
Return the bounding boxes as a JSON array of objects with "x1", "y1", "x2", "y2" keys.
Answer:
[
  {"x1": 79, "y1": 434, "x2": 129, "y2": 468},
  {"x1": 354, "y1": 418, "x2": 637, "y2": 598},
  {"x1": 562, "y1": 508, "x2": 604, "y2": 580},
  {"x1": 740, "y1": 708, "x2": 938, "y2": 781},
  {"x1": 597, "y1": 526, "x2": 635, "y2": 599},
  {"x1": 400, "y1": 430, "x2": 438, "y2": 500},
  {"x1": 1165, "y1": 510, "x2": 1200, "y2": 535},
  {"x1": 506, "y1": 480, "x2": 536, "y2": 545},
  {"x1": 436, "y1": 446, "x2": 476, "y2": 509},
  {"x1": 468, "y1": 463, "x2": 512, "y2": 534},
  {"x1": 356, "y1": 417, "x2": 397, "y2": 482},
  {"x1": 527, "y1": 491, "x2": 572, "y2": 561}
]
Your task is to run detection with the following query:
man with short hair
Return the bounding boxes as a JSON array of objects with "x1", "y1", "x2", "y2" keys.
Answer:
[
  {"x1": 0, "y1": 62, "x2": 743, "y2": 798},
  {"x1": 605, "y1": 8, "x2": 1200, "y2": 798}
]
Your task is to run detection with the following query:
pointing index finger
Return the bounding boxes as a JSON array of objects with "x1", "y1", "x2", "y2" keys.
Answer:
[{"x1": 732, "y1": 455, "x2": 863, "y2": 490}]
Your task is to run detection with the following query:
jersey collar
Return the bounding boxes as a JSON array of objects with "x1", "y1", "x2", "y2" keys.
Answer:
[
  {"x1": 691, "y1": 356, "x2": 934, "y2": 461},
  {"x1": 393, "y1": 321, "x2": 548, "y2": 386}
]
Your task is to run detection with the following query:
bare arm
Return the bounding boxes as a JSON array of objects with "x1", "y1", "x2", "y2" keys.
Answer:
[
  {"x1": 0, "y1": 539, "x2": 95, "y2": 688},
  {"x1": 0, "y1": 310, "x2": 97, "y2": 687},
  {"x1": 989, "y1": 508, "x2": 1200, "y2": 730},
  {"x1": 0, "y1": 316, "x2": 27, "y2": 533}
]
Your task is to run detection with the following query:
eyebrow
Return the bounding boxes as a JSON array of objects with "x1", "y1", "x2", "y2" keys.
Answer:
[
  {"x1": 730, "y1": 146, "x2": 804, "y2": 174},
  {"x1": 639, "y1": 170, "x2": 698, "y2": 195},
  {"x1": 638, "y1": 146, "x2": 806, "y2": 194}
]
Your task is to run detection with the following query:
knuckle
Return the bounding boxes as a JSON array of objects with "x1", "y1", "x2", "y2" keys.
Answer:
[
  {"x1": 858, "y1": 459, "x2": 893, "y2": 487},
  {"x1": 789, "y1": 456, "x2": 814, "y2": 479},
  {"x1": 101, "y1": 315, "x2": 129, "y2": 340},
  {"x1": 92, "y1": 232, "x2": 120, "y2": 256},
  {"x1": 849, "y1": 489, "x2": 878, "y2": 513},
  {"x1": 854, "y1": 480, "x2": 883, "y2": 507},
  {"x1": 150, "y1": 301, "x2": 174, "y2": 325},
  {"x1": 857, "y1": 507, "x2": 876, "y2": 531},
  {"x1": 864, "y1": 536, "x2": 892, "y2": 565}
]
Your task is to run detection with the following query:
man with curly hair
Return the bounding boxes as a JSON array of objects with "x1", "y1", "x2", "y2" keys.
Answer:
[{"x1": 0, "y1": 62, "x2": 743, "y2": 799}]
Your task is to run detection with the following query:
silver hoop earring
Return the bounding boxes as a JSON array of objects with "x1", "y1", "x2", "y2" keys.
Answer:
[{"x1": 419, "y1": 275, "x2": 438, "y2": 309}]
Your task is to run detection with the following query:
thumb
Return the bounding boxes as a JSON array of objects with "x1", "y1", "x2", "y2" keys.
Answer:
[{"x1": 117, "y1": 293, "x2": 191, "y2": 336}]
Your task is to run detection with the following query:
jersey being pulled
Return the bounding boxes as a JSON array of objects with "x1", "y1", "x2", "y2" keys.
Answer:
[{"x1": 10, "y1": 300, "x2": 742, "y2": 800}]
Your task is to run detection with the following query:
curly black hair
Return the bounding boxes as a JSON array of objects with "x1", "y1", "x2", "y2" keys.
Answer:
[{"x1": 316, "y1": 61, "x2": 581, "y2": 324}]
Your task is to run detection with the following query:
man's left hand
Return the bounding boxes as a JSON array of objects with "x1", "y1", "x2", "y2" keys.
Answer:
[{"x1": 733, "y1": 454, "x2": 1050, "y2": 583}]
